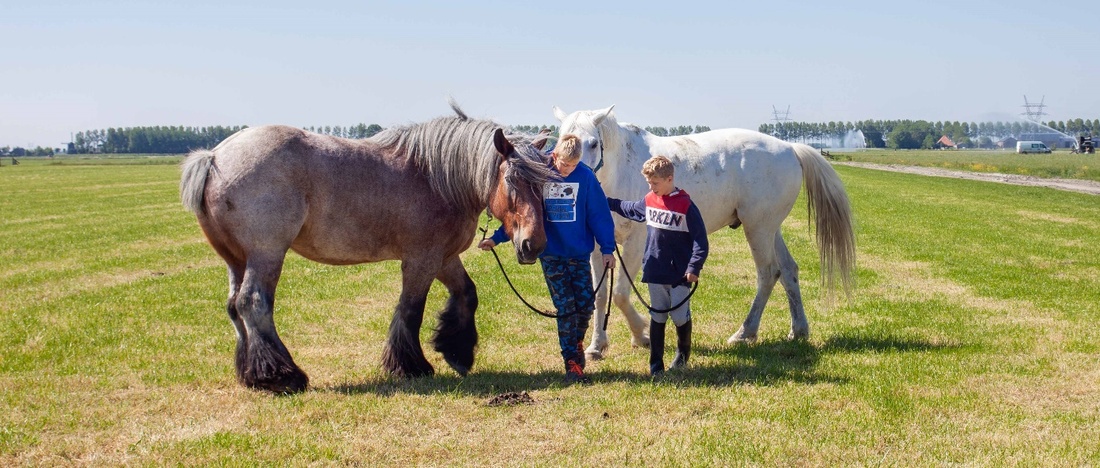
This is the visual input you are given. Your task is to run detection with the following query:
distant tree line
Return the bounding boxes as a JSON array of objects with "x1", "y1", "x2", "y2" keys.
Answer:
[
  {"x1": 758, "y1": 119, "x2": 1100, "y2": 150},
  {"x1": 67, "y1": 126, "x2": 247, "y2": 154},
  {"x1": 644, "y1": 125, "x2": 712, "y2": 136},
  {"x1": 301, "y1": 124, "x2": 384, "y2": 140},
  {"x1": 1, "y1": 145, "x2": 55, "y2": 157},
  {"x1": 14, "y1": 117, "x2": 1096, "y2": 155},
  {"x1": 510, "y1": 125, "x2": 711, "y2": 138},
  {"x1": 63, "y1": 124, "x2": 386, "y2": 154}
]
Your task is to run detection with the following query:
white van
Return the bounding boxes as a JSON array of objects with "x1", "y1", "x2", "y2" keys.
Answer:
[{"x1": 1016, "y1": 141, "x2": 1051, "y2": 154}]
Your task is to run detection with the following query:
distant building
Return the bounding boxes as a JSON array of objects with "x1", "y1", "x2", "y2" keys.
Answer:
[
  {"x1": 936, "y1": 135, "x2": 957, "y2": 149},
  {"x1": 997, "y1": 136, "x2": 1018, "y2": 150}
]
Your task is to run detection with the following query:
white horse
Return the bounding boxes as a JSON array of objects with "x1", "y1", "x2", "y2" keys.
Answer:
[{"x1": 553, "y1": 106, "x2": 855, "y2": 359}]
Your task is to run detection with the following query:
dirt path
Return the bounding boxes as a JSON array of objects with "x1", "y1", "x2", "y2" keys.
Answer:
[{"x1": 836, "y1": 162, "x2": 1100, "y2": 196}]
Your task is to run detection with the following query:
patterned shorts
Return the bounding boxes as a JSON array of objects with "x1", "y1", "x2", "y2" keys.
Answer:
[{"x1": 540, "y1": 256, "x2": 595, "y2": 367}]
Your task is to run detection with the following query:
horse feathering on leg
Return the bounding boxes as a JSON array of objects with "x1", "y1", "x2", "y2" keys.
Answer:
[{"x1": 181, "y1": 104, "x2": 554, "y2": 392}]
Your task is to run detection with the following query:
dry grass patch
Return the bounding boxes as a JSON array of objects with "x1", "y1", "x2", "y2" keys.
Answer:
[
  {"x1": 858, "y1": 253, "x2": 1039, "y2": 315},
  {"x1": 1016, "y1": 209, "x2": 1080, "y2": 225}
]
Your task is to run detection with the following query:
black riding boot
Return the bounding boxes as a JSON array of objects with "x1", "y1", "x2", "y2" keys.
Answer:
[
  {"x1": 670, "y1": 320, "x2": 692, "y2": 370},
  {"x1": 649, "y1": 319, "x2": 666, "y2": 376}
]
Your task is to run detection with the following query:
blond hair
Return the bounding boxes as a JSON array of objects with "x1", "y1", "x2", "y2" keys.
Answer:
[
  {"x1": 554, "y1": 134, "x2": 581, "y2": 162},
  {"x1": 641, "y1": 155, "x2": 674, "y2": 179}
]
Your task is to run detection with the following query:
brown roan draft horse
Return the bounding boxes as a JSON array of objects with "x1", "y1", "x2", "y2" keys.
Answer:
[{"x1": 180, "y1": 104, "x2": 555, "y2": 393}]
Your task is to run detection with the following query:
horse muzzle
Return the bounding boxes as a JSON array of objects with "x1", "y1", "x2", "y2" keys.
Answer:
[{"x1": 515, "y1": 238, "x2": 544, "y2": 265}]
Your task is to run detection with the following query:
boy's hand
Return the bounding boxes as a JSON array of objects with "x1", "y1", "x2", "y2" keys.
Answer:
[
  {"x1": 478, "y1": 239, "x2": 496, "y2": 251},
  {"x1": 685, "y1": 273, "x2": 699, "y2": 283},
  {"x1": 602, "y1": 254, "x2": 615, "y2": 270}
]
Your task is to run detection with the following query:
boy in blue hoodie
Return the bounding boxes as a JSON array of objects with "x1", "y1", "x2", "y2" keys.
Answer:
[
  {"x1": 607, "y1": 155, "x2": 708, "y2": 376},
  {"x1": 479, "y1": 134, "x2": 616, "y2": 384}
]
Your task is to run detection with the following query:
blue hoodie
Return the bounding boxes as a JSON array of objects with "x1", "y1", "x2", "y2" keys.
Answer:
[{"x1": 492, "y1": 162, "x2": 616, "y2": 260}]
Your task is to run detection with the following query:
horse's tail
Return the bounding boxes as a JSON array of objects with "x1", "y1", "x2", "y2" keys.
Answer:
[
  {"x1": 792, "y1": 143, "x2": 856, "y2": 295},
  {"x1": 180, "y1": 149, "x2": 215, "y2": 214}
]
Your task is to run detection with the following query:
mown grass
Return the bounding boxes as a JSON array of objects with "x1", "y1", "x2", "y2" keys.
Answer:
[
  {"x1": 4, "y1": 154, "x2": 183, "y2": 167},
  {"x1": 1, "y1": 159, "x2": 1098, "y2": 465},
  {"x1": 842, "y1": 148, "x2": 1100, "y2": 181}
]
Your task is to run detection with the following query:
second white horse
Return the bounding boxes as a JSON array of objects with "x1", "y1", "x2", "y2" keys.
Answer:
[{"x1": 553, "y1": 106, "x2": 856, "y2": 359}]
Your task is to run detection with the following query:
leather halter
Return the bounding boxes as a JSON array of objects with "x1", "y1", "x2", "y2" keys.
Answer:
[{"x1": 591, "y1": 123, "x2": 606, "y2": 173}]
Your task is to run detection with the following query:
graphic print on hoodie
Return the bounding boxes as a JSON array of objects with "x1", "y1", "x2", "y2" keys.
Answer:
[
  {"x1": 645, "y1": 190, "x2": 691, "y2": 233},
  {"x1": 545, "y1": 182, "x2": 579, "y2": 222}
]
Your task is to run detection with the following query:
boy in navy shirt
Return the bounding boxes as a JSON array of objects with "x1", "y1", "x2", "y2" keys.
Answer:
[{"x1": 607, "y1": 155, "x2": 708, "y2": 376}]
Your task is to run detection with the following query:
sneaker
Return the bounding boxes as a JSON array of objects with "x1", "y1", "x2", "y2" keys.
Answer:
[{"x1": 564, "y1": 360, "x2": 592, "y2": 385}]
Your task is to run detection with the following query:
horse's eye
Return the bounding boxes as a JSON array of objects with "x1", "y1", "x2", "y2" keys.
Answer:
[{"x1": 587, "y1": 141, "x2": 598, "y2": 149}]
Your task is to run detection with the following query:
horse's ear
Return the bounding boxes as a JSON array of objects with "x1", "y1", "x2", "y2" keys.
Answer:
[
  {"x1": 592, "y1": 105, "x2": 616, "y2": 126},
  {"x1": 532, "y1": 129, "x2": 551, "y2": 151},
  {"x1": 492, "y1": 128, "x2": 514, "y2": 159},
  {"x1": 553, "y1": 106, "x2": 568, "y2": 121}
]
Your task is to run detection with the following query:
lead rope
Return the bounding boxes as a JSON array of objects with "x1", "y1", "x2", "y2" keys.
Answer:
[
  {"x1": 613, "y1": 244, "x2": 698, "y2": 313},
  {"x1": 480, "y1": 211, "x2": 610, "y2": 320}
]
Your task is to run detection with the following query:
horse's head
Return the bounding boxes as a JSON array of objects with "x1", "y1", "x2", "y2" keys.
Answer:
[
  {"x1": 553, "y1": 105, "x2": 616, "y2": 172},
  {"x1": 489, "y1": 128, "x2": 552, "y2": 264}
]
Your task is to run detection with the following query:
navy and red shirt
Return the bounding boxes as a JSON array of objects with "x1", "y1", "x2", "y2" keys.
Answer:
[{"x1": 608, "y1": 189, "x2": 708, "y2": 285}]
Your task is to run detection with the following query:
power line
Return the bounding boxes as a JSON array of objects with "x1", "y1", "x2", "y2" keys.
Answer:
[
  {"x1": 1021, "y1": 95, "x2": 1047, "y2": 131},
  {"x1": 772, "y1": 105, "x2": 791, "y2": 125}
]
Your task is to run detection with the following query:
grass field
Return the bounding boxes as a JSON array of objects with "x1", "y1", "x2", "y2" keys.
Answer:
[
  {"x1": 1, "y1": 156, "x2": 1098, "y2": 465},
  {"x1": 840, "y1": 148, "x2": 1100, "y2": 182}
]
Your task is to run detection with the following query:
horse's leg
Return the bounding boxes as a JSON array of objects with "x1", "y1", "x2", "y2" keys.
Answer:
[
  {"x1": 236, "y1": 253, "x2": 309, "y2": 393},
  {"x1": 774, "y1": 231, "x2": 809, "y2": 340},
  {"x1": 431, "y1": 256, "x2": 478, "y2": 376},
  {"x1": 224, "y1": 262, "x2": 248, "y2": 376},
  {"x1": 585, "y1": 250, "x2": 612, "y2": 360},
  {"x1": 585, "y1": 231, "x2": 649, "y2": 360},
  {"x1": 729, "y1": 225, "x2": 782, "y2": 344},
  {"x1": 615, "y1": 232, "x2": 651, "y2": 348},
  {"x1": 381, "y1": 258, "x2": 437, "y2": 378}
]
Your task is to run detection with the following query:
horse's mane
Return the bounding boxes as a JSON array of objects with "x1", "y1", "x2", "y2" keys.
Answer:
[{"x1": 371, "y1": 103, "x2": 555, "y2": 215}]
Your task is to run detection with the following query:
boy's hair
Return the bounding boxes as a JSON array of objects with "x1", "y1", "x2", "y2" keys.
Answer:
[
  {"x1": 641, "y1": 155, "x2": 675, "y2": 179},
  {"x1": 554, "y1": 134, "x2": 581, "y2": 162}
]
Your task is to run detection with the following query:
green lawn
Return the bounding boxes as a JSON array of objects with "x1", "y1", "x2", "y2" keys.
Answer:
[
  {"x1": 1, "y1": 160, "x2": 1097, "y2": 465},
  {"x1": 840, "y1": 148, "x2": 1100, "y2": 181}
]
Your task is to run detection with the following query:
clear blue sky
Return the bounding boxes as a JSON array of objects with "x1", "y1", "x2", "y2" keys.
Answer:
[{"x1": 2, "y1": 0, "x2": 1097, "y2": 148}]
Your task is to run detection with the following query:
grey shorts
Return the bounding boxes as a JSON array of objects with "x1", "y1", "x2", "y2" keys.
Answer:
[{"x1": 647, "y1": 282, "x2": 692, "y2": 326}]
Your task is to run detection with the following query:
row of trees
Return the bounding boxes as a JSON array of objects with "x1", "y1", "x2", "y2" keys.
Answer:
[
  {"x1": 63, "y1": 124, "x2": 388, "y2": 154},
  {"x1": 69, "y1": 126, "x2": 247, "y2": 154},
  {"x1": 758, "y1": 119, "x2": 1100, "y2": 150},
  {"x1": 1, "y1": 146, "x2": 55, "y2": 156},
  {"x1": 302, "y1": 124, "x2": 384, "y2": 139},
  {"x1": 645, "y1": 125, "x2": 712, "y2": 136},
  {"x1": 509, "y1": 125, "x2": 713, "y2": 137},
  {"x1": 27, "y1": 117, "x2": 1100, "y2": 155}
]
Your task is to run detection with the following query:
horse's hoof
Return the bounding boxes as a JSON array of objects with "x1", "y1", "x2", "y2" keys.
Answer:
[
  {"x1": 381, "y1": 353, "x2": 436, "y2": 379},
  {"x1": 728, "y1": 332, "x2": 756, "y2": 344},
  {"x1": 787, "y1": 329, "x2": 810, "y2": 341},
  {"x1": 585, "y1": 340, "x2": 609, "y2": 361},
  {"x1": 389, "y1": 365, "x2": 435, "y2": 379},
  {"x1": 631, "y1": 335, "x2": 651, "y2": 349},
  {"x1": 442, "y1": 354, "x2": 471, "y2": 376},
  {"x1": 243, "y1": 368, "x2": 309, "y2": 394}
]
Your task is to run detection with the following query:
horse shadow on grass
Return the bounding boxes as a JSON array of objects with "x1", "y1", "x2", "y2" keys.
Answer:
[
  {"x1": 325, "y1": 369, "x2": 641, "y2": 398},
  {"x1": 323, "y1": 332, "x2": 953, "y2": 397}
]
